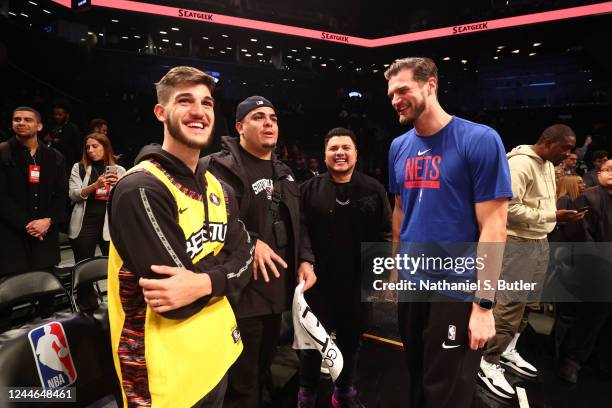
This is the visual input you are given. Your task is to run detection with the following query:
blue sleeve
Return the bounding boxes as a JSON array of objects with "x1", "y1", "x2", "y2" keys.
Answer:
[
  {"x1": 388, "y1": 139, "x2": 401, "y2": 195},
  {"x1": 466, "y1": 128, "x2": 513, "y2": 203}
]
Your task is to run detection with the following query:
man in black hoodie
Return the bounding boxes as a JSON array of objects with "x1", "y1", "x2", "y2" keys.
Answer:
[
  {"x1": 108, "y1": 67, "x2": 253, "y2": 407},
  {"x1": 202, "y1": 96, "x2": 316, "y2": 408}
]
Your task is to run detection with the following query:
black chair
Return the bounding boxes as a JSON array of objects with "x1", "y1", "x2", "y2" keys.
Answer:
[
  {"x1": 0, "y1": 271, "x2": 70, "y2": 332},
  {"x1": 70, "y1": 256, "x2": 108, "y2": 313},
  {"x1": 0, "y1": 313, "x2": 121, "y2": 408},
  {"x1": 0, "y1": 269, "x2": 121, "y2": 407}
]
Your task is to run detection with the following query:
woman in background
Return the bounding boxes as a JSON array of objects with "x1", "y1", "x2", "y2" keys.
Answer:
[
  {"x1": 556, "y1": 175, "x2": 585, "y2": 211},
  {"x1": 68, "y1": 133, "x2": 125, "y2": 263}
]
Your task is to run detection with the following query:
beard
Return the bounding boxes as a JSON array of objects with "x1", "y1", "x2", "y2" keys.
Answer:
[
  {"x1": 166, "y1": 114, "x2": 212, "y2": 149},
  {"x1": 398, "y1": 93, "x2": 427, "y2": 125},
  {"x1": 261, "y1": 142, "x2": 276, "y2": 150},
  {"x1": 14, "y1": 129, "x2": 37, "y2": 141}
]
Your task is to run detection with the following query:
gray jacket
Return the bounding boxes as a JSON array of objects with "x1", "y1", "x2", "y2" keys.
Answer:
[{"x1": 68, "y1": 162, "x2": 126, "y2": 240}]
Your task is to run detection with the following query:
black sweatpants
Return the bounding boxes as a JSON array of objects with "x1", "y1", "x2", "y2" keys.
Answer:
[
  {"x1": 398, "y1": 300, "x2": 481, "y2": 408},
  {"x1": 224, "y1": 313, "x2": 282, "y2": 408},
  {"x1": 299, "y1": 287, "x2": 369, "y2": 391}
]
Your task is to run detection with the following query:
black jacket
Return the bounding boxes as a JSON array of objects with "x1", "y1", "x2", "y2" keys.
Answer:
[
  {"x1": 300, "y1": 171, "x2": 391, "y2": 287},
  {"x1": 47, "y1": 121, "x2": 80, "y2": 167},
  {"x1": 575, "y1": 186, "x2": 612, "y2": 242},
  {"x1": 109, "y1": 144, "x2": 254, "y2": 319},
  {"x1": 202, "y1": 136, "x2": 314, "y2": 317},
  {"x1": 583, "y1": 170, "x2": 599, "y2": 188},
  {"x1": 549, "y1": 195, "x2": 581, "y2": 242},
  {"x1": 0, "y1": 137, "x2": 67, "y2": 276}
]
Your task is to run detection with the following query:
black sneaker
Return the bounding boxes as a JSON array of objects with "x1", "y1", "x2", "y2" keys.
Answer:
[{"x1": 557, "y1": 358, "x2": 580, "y2": 384}]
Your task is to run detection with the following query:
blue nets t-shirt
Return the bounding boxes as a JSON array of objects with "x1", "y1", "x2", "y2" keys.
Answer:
[
  {"x1": 388, "y1": 116, "x2": 512, "y2": 243},
  {"x1": 388, "y1": 117, "x2": 512, "y2": 291}
]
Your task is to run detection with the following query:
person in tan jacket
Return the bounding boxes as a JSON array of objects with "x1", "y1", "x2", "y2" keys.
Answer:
[{"x1": 479, "y1": 124, "x2": 585, "y2": 399}]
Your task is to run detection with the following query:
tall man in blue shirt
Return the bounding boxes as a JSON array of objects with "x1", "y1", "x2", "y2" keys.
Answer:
[{"x1": 385, "y1": 57, "x2": 512, "y2": 407}]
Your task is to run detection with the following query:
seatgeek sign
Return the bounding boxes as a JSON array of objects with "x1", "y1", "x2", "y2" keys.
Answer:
[{"x1": 52, "y1": 0, "x2": 612, "y2": 47}]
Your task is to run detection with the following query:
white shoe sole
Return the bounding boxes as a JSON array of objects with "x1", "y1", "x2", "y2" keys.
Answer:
[
  {"x1": 501, "y1": 360, "x2": 538, "y2": 378},
  {"x1": 477, "y1": 372, "x2": 515, "y2": 399}
]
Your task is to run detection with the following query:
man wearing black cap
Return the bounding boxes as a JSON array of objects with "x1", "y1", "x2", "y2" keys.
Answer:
[{"x1": 202, "y1": 96, "x2": 316, "y2": 407}]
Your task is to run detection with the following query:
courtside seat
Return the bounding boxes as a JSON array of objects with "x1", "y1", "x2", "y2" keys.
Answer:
[
  {"x1": 0, "y1": 313, "x2": 120, "y2": 408},
  {"x1": 0, "y1": 269, "x2": 120, "y2": 407},
  {"x1": 0, "y1": 271, "x2": 71, "y2": 332},
  {"x1": 71, "y1": 257, "x2": 109, "y2": 333},
  {"x1": 0, "y1": 271, "x2": 66, "y2": 310}
]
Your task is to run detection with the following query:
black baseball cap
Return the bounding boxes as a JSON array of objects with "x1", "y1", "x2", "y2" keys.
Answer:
[{"x1": 235, "y1": 96, "x2": 275, "y2": 122}]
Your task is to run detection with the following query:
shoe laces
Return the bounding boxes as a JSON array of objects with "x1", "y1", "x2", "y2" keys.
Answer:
[
  {"x1": 484, "y1": 361, "x2": 506, "y2": 376},
  {"x1": 504, "y1": 348, "x2": 526, "y2": 363}
]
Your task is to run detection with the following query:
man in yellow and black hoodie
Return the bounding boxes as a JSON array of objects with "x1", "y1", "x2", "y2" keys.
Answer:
[{"x1": 107, "y1": 66, "x2": 254, "y2": 408}]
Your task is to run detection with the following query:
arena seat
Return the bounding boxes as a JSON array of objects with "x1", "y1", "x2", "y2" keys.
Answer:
[
  {"x1": 0, "y1": 271, "x2": 70, "y2": 332},
  {"x1": 70, "y1": 256, "x2": 108, "y2": 313},
  {"x1": 0, "y1": 271, "x2": 65, "y2": 309},
  {"x1": 0, "y1": 270, "x2": 120, "y2": 408}
]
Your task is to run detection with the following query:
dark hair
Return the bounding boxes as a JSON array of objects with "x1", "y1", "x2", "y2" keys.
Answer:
[
  {"x1": 537, "y1": 124, "x2": 576, "y2": 144},
  {"x1": 81, "y1": 132, "x2": 116, "y2": 167},
  {"x1": 89, "y1": 118, "x2": 109, "y2": 131},
  {"x1": 13, "y1": 106, "x2": 41, "y2": 122},
  {"x1": 383, "y1": 57, "x2": 438, "y2": 84},
  {"x1": 155, "y1": 66, "x2": 215, "y2": 105},
  {"x1": 592, "y1": 150, "x2": 609, "y2": 161},
  {"x1": 52, "y1": 99, "x2": 71, "y2": 114},
  {"x1": 324, "y1": 127, "x2": 357, "y2": 148}
]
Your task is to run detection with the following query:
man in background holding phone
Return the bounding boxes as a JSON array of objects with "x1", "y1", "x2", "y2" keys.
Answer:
[{"x1": 480, "y1": 124, "x2": 586, "y2": 398}]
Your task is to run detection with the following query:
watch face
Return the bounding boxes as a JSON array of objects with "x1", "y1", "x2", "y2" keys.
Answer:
[{"x1": 480, "y1": 298, "x2": 494, "y2": 309}]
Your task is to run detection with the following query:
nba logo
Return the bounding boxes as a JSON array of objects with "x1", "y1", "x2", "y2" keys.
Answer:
[
  {"x1": 28, "y1": 322, "x2": 77, "y2": 390},
  {"x1": 448, "y1": 325, "x2": 456, "y2": 341}
]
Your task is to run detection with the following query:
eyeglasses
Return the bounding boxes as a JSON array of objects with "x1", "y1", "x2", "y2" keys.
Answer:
[{"x1": 600, "y1": 169, "x2": 612, "y2": 173}]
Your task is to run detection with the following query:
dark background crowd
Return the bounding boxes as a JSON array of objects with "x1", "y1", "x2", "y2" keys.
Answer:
[{"x1": 1, "y1": 0, "x2": 612, "y2": 406}]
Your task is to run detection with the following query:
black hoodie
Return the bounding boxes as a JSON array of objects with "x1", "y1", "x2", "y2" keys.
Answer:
[{"x1": 109, "y1": 144, "x2": 253, "y2": 318}]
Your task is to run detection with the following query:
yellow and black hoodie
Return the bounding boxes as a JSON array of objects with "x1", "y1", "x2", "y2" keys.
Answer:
[{"x1": 107, "y1": 145, "x2": 253, "y2": 407}]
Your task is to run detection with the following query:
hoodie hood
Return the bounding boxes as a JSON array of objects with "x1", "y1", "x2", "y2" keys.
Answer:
[
  {"x1": 134, "y1": 143, "x2": 207, "y2": 192},
  {"x1": 219, "y1": 136, "x2": 243, "y2": 163},
  {"x1": 507, "y1": 145, "x2": 545, "y2": 164},
  {"x1": 506, "y1": 144, "x2": 558, "y2": 239}
]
